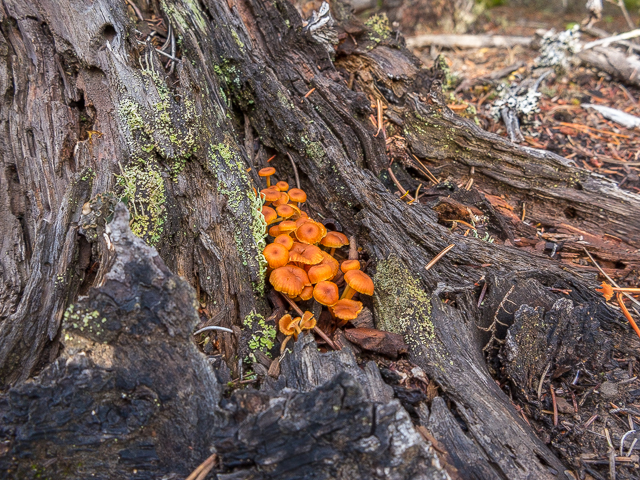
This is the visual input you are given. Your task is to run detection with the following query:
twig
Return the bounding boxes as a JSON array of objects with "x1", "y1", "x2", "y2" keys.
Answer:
[
  {"x1": 387, "y1": 168, "x2": 415, "y2": 202},
  {"x1": 425, "y1": 244, "x2": 455, "y2": 271},
  {"x1": 374, "y1": 98, "x2": 383, "y2": 137},
  {"x1": 477, "y1": 280, "x2": 488, "y2": 308},
  {"x1": 582, "y1": 28, "x2": 640, "y2": 51},
  {"x1": 620, "y1": 429, "x2": 637, "y2": 455},
  {"x1": 286, "y1": 152, "x2": 301, "y2": 190},
  {"x1": 411, "y1": 155, "x2": 439, "y2": 184},
  {"x1": 539, "y1": 362, "x2": 551, "y2": 400},
  {"x1": 194, "y1": 325, "x2": 234, "y2": 335},
  {"x1": 186, "y1": 453, "x2": 217, "y2": 480},
  {"x1": 125, "y1": 0, "x2": 144, "y2": 21},
  {"x1": 551, "y1": 385, "x2": 558, "y2": 426}
]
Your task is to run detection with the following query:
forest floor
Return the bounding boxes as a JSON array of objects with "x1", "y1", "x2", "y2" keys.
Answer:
[{"x1": 402, "y1": 6, "x2": 640, "y2": 479}]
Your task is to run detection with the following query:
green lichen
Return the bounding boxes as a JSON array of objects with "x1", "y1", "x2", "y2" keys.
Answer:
[
  {"x1": 116, "y1": 160, "x2": 166, "y2": 246},
  {"x1": 365, "y1": 14, "x2": 391, "y2": 42},
  {"x1": 301, "y1": 136, "x2": 325, "y2": 167},
  {"x1": 231, "y1": 28, "x2": 244, "y2": 49},
  {"x1": 373, "y1": 255, "x2": 434, "y2": 353},
  {"x1": 243, "y1": 311, "x2": 276, "y2": 356},
  {"x1": 63, "y1": 304, "x2": 106, "y2": 337}
]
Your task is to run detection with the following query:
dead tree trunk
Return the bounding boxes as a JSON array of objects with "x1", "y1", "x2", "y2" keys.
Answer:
[{"x1": 0, "y1": 0, "x2": 639, "y2": 478}]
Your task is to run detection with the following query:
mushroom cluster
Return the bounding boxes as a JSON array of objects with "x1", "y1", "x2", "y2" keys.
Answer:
[{"x1": 257, "y1": 166, "x2": 374, "y2": 348}]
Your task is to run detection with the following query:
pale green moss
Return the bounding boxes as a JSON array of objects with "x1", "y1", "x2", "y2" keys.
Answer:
[
  {"x1": 365, "y1": 14, "x2": 391, "y2": 42},
  {"x1": 243, "y1": 311, "x2": 275, "y2": 356},
  {"x1": 116, "y1": 160, "x2": 166, "y2": 246},
  {"x1": 373, "y1": 255, "x2": 434, "y2": 353},
  {"x1": 63, "y1": 304, "x2": 106, "y2": 337},
  {"x1": 231, "y1": 28, "x2": 244, "y2": 49}
]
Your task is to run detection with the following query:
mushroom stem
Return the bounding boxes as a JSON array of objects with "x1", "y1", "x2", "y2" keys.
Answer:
[
  {"x1": 329, "y1": 247, "x2": 336, "y2": 257},
  {"x1": 266, "y1": 176, "x2": 272, "y2": 188},
  {"x1": 280, "y1": 335, "x2": 292, "y2": 355},
  {"x1": 341, "y1": 285, "x2": 356, "y2": 300}
]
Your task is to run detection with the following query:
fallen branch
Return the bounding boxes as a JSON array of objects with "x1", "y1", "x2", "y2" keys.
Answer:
[{"x1": 406, "y1": 34, "x2": 532, "y2": 50}]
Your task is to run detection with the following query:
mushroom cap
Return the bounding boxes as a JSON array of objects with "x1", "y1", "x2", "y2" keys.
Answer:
[
  {"x1": 298, "y1": 285, "x2": 314, "y2": 301},
  {"x1": 278, "y1": 220, "x2": 298, "y2": 234},
  {"x1": 340, "y1": 259, "x2": 361, "y2": 273},
  {"x1": 270, "y1": 265, "x2": 311, "y2": 296},
  {"x1": 276, "y1": 204, "x2": 295, "y2": 219},
  {"x1": 321, "y1": 231, "x2": 349, "y2": 249},
  {"x1": 295, "y1": 221, "x2": 326, "y2": 245},
  {"x1": 287, "y1": 204, "x2": 302, "y2": 218},
  {"x1": 260, "y1": 188, "x2": 280, "y2": 203},
  {"x1": 268, "y1": 225, "x2": 282, "y2": 237},
  {"x1": 313, "y1": 281, "x2": 340, "y2": 306},
  {"x1": 308, "y1": 263, "x2": 334, "y2": 284},
  {"x1": 274, "y1": 234, "x2": 294, "y2": 250},
  {"x1": 344, "y1": 270, "x2": 374, "y2": 296},
  {"x1": 295, "y1": 217, "x2": 313, "y2": 228},
  {"x1": 274, "y1": 192, "x2": 290, "y2": 206},
  {"x1": 299, "y1": 311, "x2": 316, "y2": 330},
  {"x1": 275, "y1": 181, "x2": 289, "y2": 191},
  {"x1": 332, "y1": 299, "x2": 363, "y2": 322},
  {"x1": 289, "y1": 243, "x2": 324, "y2": 265},
  {"x1": 318, "y1": 250, "x2": 340, "y2": 277},
  {"x1": 258, "y1": 167, "x2": 276, "y2": 177},
  {"x1": 263, "y1": 243, "x2": 289, "y2": 269},
  {"x1": 288, "y1": 188, "x2": 307, "y2": 203},
  {"x1": 279, "y1": 314, "x2": 300, "y2": 336},
  {"x1": 262, "y1": 206, "x2": 278, "y2": 225}
]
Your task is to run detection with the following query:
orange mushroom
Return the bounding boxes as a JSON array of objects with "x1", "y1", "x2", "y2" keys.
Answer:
[
  {"x1": 289, "y1": 243, "x2": 324, "y2": 265},
  {"x1": 278, "y1": 220, "x2": 298, "y2": 234},
  {"x1": 268, "y1": 225, "x2": 282, "y2": 237},
  {"x1": 341, "y1": 270, "x2": 374, "y2": 300},
  {"x1": 275, "y1": 181, "x2": 289, "y2": 192},
  {"x1": 299, "y1": 311, "x2": 317, "y2": 331},
  {"x1": 276, "y1": 204, "x2": 296, "y2": 219},
  {"x1": 260, "y1": 188, "x2": 280, "y2": 204},
  {"x1": 313, "y1": 281, "x2": 340, "y2": 306},
  {"x1": 288, "y1": 188, "x2": 307, "y2": 206},
  {"x1": 331, "y1": 299, "x2": 363, "y2": 327},
  {"x1": 321, "y1": 231, "x2": 349, "y2": 256},
  {"x1": 270, "y1": 265, "x2": 311, "y2": 297},
  {"x1": 295, "y1": 221, "x2": 326, "y2": 245},
  {"x1": 259, "y1": 167, "x2": 276, "y2": 188},
  {"x1": 274, "y1": 233, "x2": 294, "y2": 250},
  {"x1": 263, "y1": 243, "x2": 289, "y2": 269},
  {"x1": 274, "y1": 192, "x2": 290, "y2": 206},
  {"x1": 317, "y1": 250, "x2": 340, "y2": 278},
  {"x1": 261, "y1": 206, "x2": 278, "y2": 225},
  {"x1": 298, "y1": 285, "x2": 314, "y2": 301},
  {"x1": 340, "y1": 260, "x2": 360, "y2": 273},
  {"x1": 308, "y1": 263, "x2": 334, "y2": 284},
  {"x1": 279, "y1": 314, "x2": 301, "y2": 339}
]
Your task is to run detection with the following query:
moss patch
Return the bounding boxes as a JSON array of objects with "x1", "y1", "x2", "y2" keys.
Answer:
[
  {"x1": 373, "y1": 255, "x2": 434, "y2": 353},
  {"x1": 243, "y1": 311, "x2": 276, "y2": 356},
  {"x1": 365, "y1": 14, "x2": 391, "y2": 43}
]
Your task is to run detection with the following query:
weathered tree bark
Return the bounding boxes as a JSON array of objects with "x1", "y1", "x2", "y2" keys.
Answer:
[{"x1": 1, "y1": 0, "x2": 639, "y2": 478}]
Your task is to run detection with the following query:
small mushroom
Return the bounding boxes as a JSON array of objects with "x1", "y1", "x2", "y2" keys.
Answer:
[
  {"x1": 260, "y1": 188, "x2": 280, "y2": 204},
  {"x1": 288, "y1": 188, "x2": 307, "y2": 206},
  {"x1": 295, "y1": 221, "x2": 326, "y2": 245},
  {"x1": 263, "y1": 243, "x2": 289, "y2": 269},
  {"x1": 276, "y1": 204, "x2": 296, "y2": 220},
  {"x1": 321, "y1": 231, "x2": 349, "y2": 256},
  {"x1": 331, "y1": 299, "x2": 363, "y2": 327},
  {"x1": 297, "y1": 285, "x2": 314, "y2": 301},
  {"x1": 340, "y1": 259, "x2": 360, "y2": 273},
  {"x1": 279, "y1": 313, "x2": 301, "y2": 342},
  {"x1": 270, "y1": 265, "x2": 311, "y2": 297},
  {"x1": 274, "y1": 192, "x2": 290, "y2": 206},
  {"x1": 318, "y1": 251, "x2": 340, "y2": 278},
  {"x1": 274, "y1": 233, "x2": 294, "y2": 250},
  {"x1": 299, "y1": 311, "x2": 317, "y2": 331},
  {"x1": 289, "y1": 243, "x2": 324, "y2": 265},
  {"x1": 313, "y1": 281, "x2": 340, "y2": 306},
  {"x1": 275, "y1": 181, "x2": 289, "y2": 192},
  {"x1": 262, "y1": 206, "x2": 278, "y2": 225},
  {"x1": 278, "y1": 220, "x2": 298, "y2": 234},
  {"x1": 308, "y1": 263, "x2": 334, "y2": 284},
  {"x1": 259, "y1": 167, "x2": 276, "y2": 188},
  {"x1": 341, "y1": 270, "x2": 374, "y2": 300}
]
